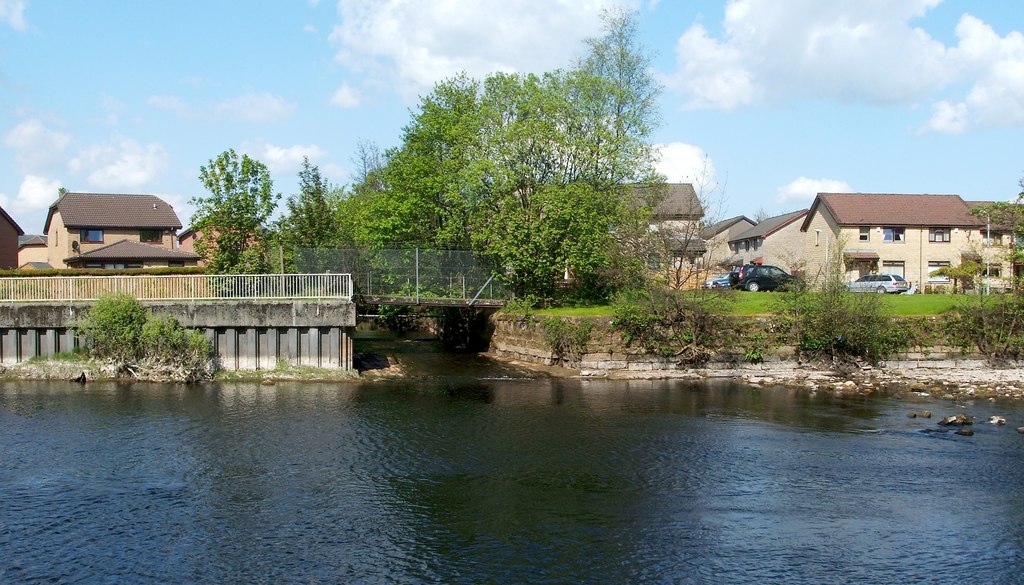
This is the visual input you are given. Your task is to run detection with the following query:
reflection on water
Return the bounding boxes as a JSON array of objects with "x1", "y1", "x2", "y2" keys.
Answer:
[{"x1": 2, "y1": 375, "x2": 1023, "y2": 584}]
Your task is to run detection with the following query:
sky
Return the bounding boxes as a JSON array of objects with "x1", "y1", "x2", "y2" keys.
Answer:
[{"x1": 1, "y1": 0, "x2": 1022, "y2": 235}]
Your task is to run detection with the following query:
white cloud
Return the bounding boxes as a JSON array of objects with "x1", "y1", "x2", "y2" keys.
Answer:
[
  {"x1": 4, "y1": 119, "x2": 72, "y2": 173},
  {"x1": 0, "y1": 0, "x2": 27, "y2": 30},
  {"x1": 0, "y1": 175, "x2": 61, "y2": 220},
  {"x1": 666, "y1": 0, "x2": 953, "y2": 110},
  {"x1": 216, "y1": 92, "x2": 296, "y2": 123},
  {"x1": 303, "y1": 24, "x2": 318, "y2": 34},
  {"x1": 655, "y1": 142, "x2": 715, "y2": 185},
  {"x1": 929, "y1": 15, "x2": 1024, "y2": 132},
  {"x1": 329, "y1": 0, "x2": 636, "y2": 98},
  {"x1": 239, "y1": 141, "x2": 327, "y2": 175},
  {"x1": 148, "y1": 95, "x2": 191, "y2": 116},
  {"x1": 776, "y1": 177, "x2": 853, "y2": 206},
  {"x1": 330, "y1": 83, "x2": 361, "y2": 108},
  {"x1": 69, "y1": 137, "x2": 169, "y2": 189},
  {"x1": 925, "y1": 100, "x2": 969, "y2": 134}
]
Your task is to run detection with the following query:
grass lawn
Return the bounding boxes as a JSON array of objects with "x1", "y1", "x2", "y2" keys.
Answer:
[{"x1": 532, "y1": 291, "x2": 970, "y2": 318}]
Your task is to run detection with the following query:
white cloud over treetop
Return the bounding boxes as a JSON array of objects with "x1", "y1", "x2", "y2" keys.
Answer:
[
  {"x1": 776, "y1": 177, "x2": 853, "y2": 205},
  {"x1": 655, "y1": 142, "x2": 715, "y2": 186},
  {"x1": 216, "y1": 93, "x2": 296, "y2": 123},
  {"x1": 329, "y1": 0, "x2": 636, "y2": 98},
  {"x1": 665, "y1": 1, "x2": 1024, "y2": 132},
  {"x1": 239, "y1": 140, "x2": 327, "y2": 175}
]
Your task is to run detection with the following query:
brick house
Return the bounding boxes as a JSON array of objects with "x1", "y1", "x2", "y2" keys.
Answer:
[
  {"x1": 43, "y1": 192, "x2": 199, "y2": 269},
  {"x1": 800, "y1": 193, "x2": 986, "y2": 288},
  {"x1": 698, "y1": 215, "x2": 755, "y2": 270},
  {"x1": 0, "y1": 204, "x2": 24, "y2": 269},
  {"x1": 17, "y1": 234, "x2": 49, "y2": 269},
  {"x1": 726, "y1": 209, "x2": 808, "y2": 273}
]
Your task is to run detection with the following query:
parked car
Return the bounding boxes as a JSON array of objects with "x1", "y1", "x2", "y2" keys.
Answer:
[
  {"x1": 702, "y1": 274, "x2": 732, "y2": 289},
  {"x1": 729, "y1": 264, "x2": 795, "y2": 292},
  {"x1": 847, "y1": 274, "x2": 911, "y2": 294}
]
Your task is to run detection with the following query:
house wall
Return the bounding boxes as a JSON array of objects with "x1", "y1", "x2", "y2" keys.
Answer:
[
  {"x1": 803, "y1": 208, "x2": 996, "y2": 288},
  {"x1": 704, "y1": 220, "x2": 755, "y2": 269},
  {"x1": 47, "y1": 212, "x2": 176, "y2": 268},
  {"x1": 756, "y1": 220, "x2": 807, "y2": 273},
  {"x1": 0, "y1": 217, "x2": 19, "y2": 269},
  {"x1": 17, "y1": 244, "x2": 48, "y2": 267}
]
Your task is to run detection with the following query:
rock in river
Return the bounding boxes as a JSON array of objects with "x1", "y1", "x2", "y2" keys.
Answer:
[{"x1": 938, "y1": 414, "x2": 973, "y2": 426}]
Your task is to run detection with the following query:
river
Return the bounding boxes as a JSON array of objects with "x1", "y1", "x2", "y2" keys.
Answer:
[{"x1": 2, "y1": 367, "x2": 1023, "y2": 583}]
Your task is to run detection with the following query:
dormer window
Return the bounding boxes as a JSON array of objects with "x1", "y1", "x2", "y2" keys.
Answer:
[{"x1": 81, "y1": 229, "x2": 104, "y2": 243}]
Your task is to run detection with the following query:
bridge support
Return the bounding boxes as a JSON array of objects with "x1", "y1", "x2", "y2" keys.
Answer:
[{"x1": 0, "y1": 300, "x2": 356, "y2": 372}]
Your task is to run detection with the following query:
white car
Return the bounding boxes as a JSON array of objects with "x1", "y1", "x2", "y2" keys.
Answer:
[{"x1": 848, "y1": 274, "x2": 911, "y2": 294}]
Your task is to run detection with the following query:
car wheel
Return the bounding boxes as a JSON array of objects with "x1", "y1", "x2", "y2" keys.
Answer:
[
  {"x1": 875, "y1": 285, "x2": 887, "y2": 293},
  {"x1": 746, "y1": 281, "x2": 760, "y2": 292}
]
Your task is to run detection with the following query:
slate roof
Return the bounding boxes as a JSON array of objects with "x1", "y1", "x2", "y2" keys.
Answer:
[
  {"x1": 699, "y1": 215, "x2": 755, "y2": 240},
  {"x1": 18, "y1": 234, "x2": 47, "y2": 247},
  {"x1": 631, "y1": 183, "x2": 703, "y2": 220},
  {"x1": 44, "y1": 192, "x2": 183, "y2": 232},
  {"x1": 730, "y1": 210, "x2": 808, "y2": 243},
  {"x1": 801, "y1": 193, "x2": 982, "y2": 231},
  {"x1": 63, "y1": 239, "x2": 200, "y2": 263}
]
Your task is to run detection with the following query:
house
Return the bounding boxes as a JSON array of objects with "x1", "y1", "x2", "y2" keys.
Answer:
[
  {"x1": 699, "y1": 215, "x2": 756, "y2": 270},
  {"x1": 727, "y1": 209, "x2": 808, "y2": 273},
  {"x1": 0, "y1": 204, "x2": 25, "y2": 269},
  {"x1": 800, "y1": 193, "x2": 985, "y2": 288},
  {"x1": 43, "y1": 192, "x2": 199, "y2": 269},
  {"x1": 177, "y1": 226, "x2": 207, "y2": 267},
  {"x1": 17, "y1": 234, "x2": 49, "y2": 269},
  {"x1": 633, "y1": 182, "x2": 706, "y2": 258}
]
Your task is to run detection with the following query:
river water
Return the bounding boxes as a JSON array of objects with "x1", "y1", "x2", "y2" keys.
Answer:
[{"x1": 2, "y1": 367, "x2": 1024, "y2": 583}]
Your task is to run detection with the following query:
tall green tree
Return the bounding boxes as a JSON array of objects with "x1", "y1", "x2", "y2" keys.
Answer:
[
  {"x1": 191, "y1": 149, "x2": 279, "y2": 274},
  {"x1": 350, "y1": 10, "x2": 663, "y2": 300},
  {"x1": 275, "y1": 158, "x2": 346, "y2": 272}
]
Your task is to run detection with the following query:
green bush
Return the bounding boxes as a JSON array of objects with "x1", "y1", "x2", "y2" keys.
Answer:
[
  {"x1": 541, "y1": 317, "x2": 594, "y2": 366},
  {"x1": 611, "y1": 286, "x2": 732, "y2": 364},
  {"x1": 78, "y1": 294, "x2": 148, "y2": 362},
  {"x1": 78, "y1": 294, "x2": 212, "y2": 381},
  {"x1": 943, "y1": 294, "x2": 1024, "y2": 361},
  {"x1": 776, "y1": 277, "x2": 907, "y2": 363}
]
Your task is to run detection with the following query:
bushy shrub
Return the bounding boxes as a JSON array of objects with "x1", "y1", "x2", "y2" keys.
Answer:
[
  {"x1": 78, "y1": 294, "x2": 212, "y2": 381},
  {"x1": 611, "y1": 286, "x2": 732, "y2": 364},
  {"x1": 78, "y1": 294, "x2": 148, "y2": 362},
  {"x1": 943, "y1": 294, "x2": 1024, "y2": 362},
  {"x1": 541, "y1": 317, "x2": 594, "y2": 366},
  {"x1": 776, "y1": 277, "x2": 906, "y2": 364}
]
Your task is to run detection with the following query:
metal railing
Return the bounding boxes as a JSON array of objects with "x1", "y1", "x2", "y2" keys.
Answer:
[{"x1": 0, "y1": 273, "x2": 353, "y2": 303}]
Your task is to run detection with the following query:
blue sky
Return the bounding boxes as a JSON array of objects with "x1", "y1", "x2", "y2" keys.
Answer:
[{"x1": 1, "y1": 0, "x2": 1022, "y2": 235}]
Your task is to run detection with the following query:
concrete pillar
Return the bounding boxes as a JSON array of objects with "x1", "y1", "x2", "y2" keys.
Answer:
[{"x1": 0, "y1": 329, "x2": 14, "y2": 365}]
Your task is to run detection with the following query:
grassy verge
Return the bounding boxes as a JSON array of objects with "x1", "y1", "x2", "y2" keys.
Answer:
[{"x1": 531, "y1": 291, "x2": 967, "y2": 317}]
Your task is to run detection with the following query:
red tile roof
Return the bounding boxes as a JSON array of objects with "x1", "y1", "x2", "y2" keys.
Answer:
[
  {"x1": 802, "y1": 193, "x2": 983, "y2": 230},
  {"x1": 44, "y1": 192, "x2": 184, "y2": 232}
]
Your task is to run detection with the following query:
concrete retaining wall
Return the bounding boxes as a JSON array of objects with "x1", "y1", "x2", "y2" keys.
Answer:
[{"x1": 0, "y1": 300, "x2": 356, "y2": 371}]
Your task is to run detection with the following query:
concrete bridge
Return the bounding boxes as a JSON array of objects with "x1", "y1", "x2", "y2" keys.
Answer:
[{"x1": 0, "y1": 273, "x2": 503, "y2": 371}]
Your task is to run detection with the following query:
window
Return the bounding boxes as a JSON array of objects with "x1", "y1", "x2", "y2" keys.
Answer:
[
  {"x1": 140, "y1": 229, "x2": 162, "y2": 243},
  {"x1": 986, "y1": 264, "x2": 1002, "y2": 278},
  {"x1": 859, "y1": 227, "x2": 870, "y2": 242},
  {"x1": 744, "y1": 241, "x2": 750, "y2": 252},
  {"x1": 881, "y1": 261, "x2": 905, "y2": 278},
  {"x1": 168, "y1": 260, "x2": 185, "y2": 268},
  {"x1": 882, "y1": 227, "x2": 905, "y2": 242},
  {"x1": 80, "y1": 228, "x2": 104, "y2": 243},
  {"x1": 928, "y1": 261, "x2": 951, "y2": 282},
  {"x1": 929, "y1": 228, "x2": 951, "y2": 243}
]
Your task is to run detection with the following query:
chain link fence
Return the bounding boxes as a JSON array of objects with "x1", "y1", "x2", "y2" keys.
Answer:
[{"x1": 295, "y1": 248, "x2": 507, "y2": 303}]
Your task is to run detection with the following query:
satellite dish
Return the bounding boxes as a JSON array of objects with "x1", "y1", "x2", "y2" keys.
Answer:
[{"x1": 72, "y1": 241, "x2": 80, "y2": 252}]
